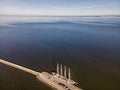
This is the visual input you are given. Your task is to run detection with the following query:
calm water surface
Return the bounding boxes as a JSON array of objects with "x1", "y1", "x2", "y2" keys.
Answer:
[{"x1": 0, "y1": 16, "x2": 120, "y2": 90}]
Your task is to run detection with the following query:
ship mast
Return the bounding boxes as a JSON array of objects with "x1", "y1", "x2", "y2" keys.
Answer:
[
  {"x1": 64, "y1": 66, "x2": 67, "y2": 78},
  {"x1": 57, "y1": 63, "x2": 59, "y2": 76},
  {"x1": 60, "y1": 64, "x2": 63, "y2": 77},
  {"x1": 68, "y1": 68, "x2": 71, "y2": 80}
]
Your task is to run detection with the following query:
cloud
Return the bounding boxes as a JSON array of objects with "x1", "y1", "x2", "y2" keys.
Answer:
[{"x1": 0, "y1": 0, "x2": 120, "y2": 15}]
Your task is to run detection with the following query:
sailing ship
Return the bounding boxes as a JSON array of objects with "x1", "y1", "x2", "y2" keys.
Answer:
[{"x1": 52, "y1": 63, "x2": 76, "y2": 84}]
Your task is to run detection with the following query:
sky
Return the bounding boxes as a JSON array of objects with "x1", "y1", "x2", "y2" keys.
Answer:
[{"x1": 0, "y1": 0, "x2": 120, "y2": 16}]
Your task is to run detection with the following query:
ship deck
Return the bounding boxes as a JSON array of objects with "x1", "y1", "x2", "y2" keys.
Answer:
[{"x1": 38, "y1": 72, "x2": 82, "y2": 90}]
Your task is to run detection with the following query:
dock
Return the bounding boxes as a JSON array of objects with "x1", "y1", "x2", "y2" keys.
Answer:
[{"x1": 0, "y1": 59, "x2": 82, "y2": 90}]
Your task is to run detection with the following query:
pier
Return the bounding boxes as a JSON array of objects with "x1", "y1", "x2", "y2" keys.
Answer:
[{"x1": 0, "y1": 59, "x2": 82, "y2": 90}]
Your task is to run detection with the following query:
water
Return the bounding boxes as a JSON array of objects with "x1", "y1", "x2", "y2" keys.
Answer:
[{"x1": 0, "y1": 16, "x2": 120, "y2": 90}]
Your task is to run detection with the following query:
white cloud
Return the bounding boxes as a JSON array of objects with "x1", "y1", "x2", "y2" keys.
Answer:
[{"x1": 0, "y1": 0, "x2": 120, "y2": 15}]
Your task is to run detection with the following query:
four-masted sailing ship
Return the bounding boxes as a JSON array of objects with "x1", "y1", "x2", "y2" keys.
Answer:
[{"x1": 52, "y1": 63, "x2": 76, "y2": 84}]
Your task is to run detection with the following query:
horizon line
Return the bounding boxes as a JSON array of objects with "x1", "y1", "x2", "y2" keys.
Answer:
[{"x1": 0, "y1": 15, "x2": 120, "y2": 17}]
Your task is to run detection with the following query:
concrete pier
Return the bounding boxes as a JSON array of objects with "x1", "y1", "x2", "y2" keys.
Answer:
[
  {"x1": 0, "y1": 59, "x2": 82, "y2": 90},
  {"x1": 0, "y1": 59, "x2": 40, "y2": 76}
]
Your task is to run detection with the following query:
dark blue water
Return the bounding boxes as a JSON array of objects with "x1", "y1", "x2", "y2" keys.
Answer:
[{"x1": 0, "y1": 16, "x2": 120, "y2": 90}]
